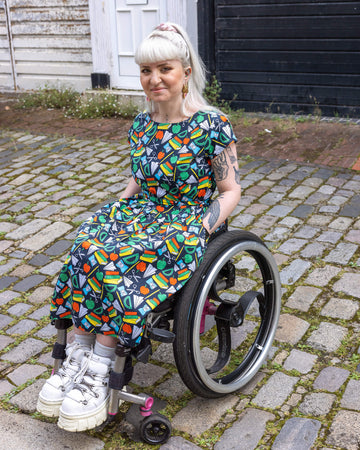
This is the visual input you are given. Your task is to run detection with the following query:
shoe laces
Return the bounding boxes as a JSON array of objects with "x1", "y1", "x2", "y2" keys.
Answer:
[
  {"x1": 72, "y1": 349, "x2": 110, "y2": 404},
  {"x1": 56, "y1": 343, "x2": 89, "y2": 390}
]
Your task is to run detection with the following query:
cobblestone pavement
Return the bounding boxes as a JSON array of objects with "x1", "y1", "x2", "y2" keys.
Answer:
[{"x1": 0, "y1": 128, "x2": 360, "y2": 450}]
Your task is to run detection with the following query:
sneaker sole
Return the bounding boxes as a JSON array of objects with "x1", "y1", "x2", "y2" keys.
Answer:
[
  {"x1": 37, "y1": 395, "x2": 62, "y2": 418},
  {"x1": 58, "y1": 397, "x2": 109, "y2": 432}
]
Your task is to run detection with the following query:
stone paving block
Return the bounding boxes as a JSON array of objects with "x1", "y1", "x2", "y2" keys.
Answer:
[
  {"x1": 0, "y1": 240, "x2": 14, "y2": 253},
  {"x1": 44, "y1": 239, "x2": 72, "y2": 256},
  {"x1": 7, "y1": 319, "x2": 37, "y2": 335},
  {"x1": 9, "y1": 173, "x2": 35, "y2": 186},
  {"x1": 317, "y1": 230, "x2": 342, "y2": 244},
  {"x1": 254, "y1": 214, "x2": 278, "y2": 229},
  {"x1": 10, "y1": 264, "x2": 35, "y2": 278},
  {"x1": 0, "y1": 290, "x2": 20, "y2": 306},
  {"x1": 341, "y1": 379, "x2": 360, "y2": 410},
  {"x1": 293, "y1": 225, "x2": 319, "y2": 239},
  {"x1": 7, "y1": 302, "x2": 32, "y2": 316},
  {"x1": 0, "y1": 259, "x2": 22, "y2": 277},
  {"x1": 28, "y1": 304, "x2": 50, "y2": 320},
  {"x1": 253, "y1": 372, "x2": 298, "y2": 408},
  {"x1": 324, "y1": 242, "x2": 357, "y2": 264},
  {"x1": 0, "y1": 335, "x2": 14, "y2": 351},
  {"x1": 172, "y1": 395, "x2": 238, "y2": 437},
  {"x1": 1, "y1": 338, "x2": 47, "y2": 363},
  {"x1": 291, "y1": 204, "x2": 314, "y2": 218},
  {"x1": 34, "y1": 204, "x2": 63, "y2": 218},
  {"x1": 340, "y1": 194, "x2": 360, "y2": 218},
  {"x1": 35, "y1": 323, "x2": 57, "y2": 338},
  {"x1": 307, "y1": 322, "x2": 347, "y2": 352},
  {"x1": 155, "y1": 373, "x2": 189, "y2": 399},
  {"x1": 272, "y1": 417, "x2": 321, "y2": 450},
  {"x1": 333, "y1": 273, "x2": 360, "y2": 298},
  {"x1": 0, "y1": 314, "x2": 13, "y2": 329},
  {"x1": 321, "y1": 297, "x2": 358, "y2": 319},
  {"x1": 39, "y1": 260, "x2": 63, "y2": 276},
  {"x1": 326, "y1": 410, "x2": 360, "y2": 450},
  {"x1": 9, "y1": 379, "x2": 45, "y2": 412},
  {"x1": 285, "y1": 286, "x2": 321, "y2": 312},
  {"x1": 275, "y1": 314, "x2": 310, "y2": 345},
  {"x1": 299, "y1": 392, "x2": 336, "y2": 416},
  {"x1": 277, "y1": 238, "x2": 307, "y2": 255},
  {"x1": 21, "y1": 221, "x2": 73, "y2": 251},
  {"x1": 300, "y1": 242, "x2": 328, "y2": 258},
  {"x1": 0, "y1": 409, "x2": 105, "y2": 449},
  {"x1": 289, "y1": 185, "x2": 315, "y2": 199},
  {"x1": 0, "y1": 221, "x2": 18, "y2": 233},
  {"x1": 214, "y1": 408, "x2": 275, "y2": 450},
  {"x1": 283, "y1": 349, "x2": 317, "y2": 374},
  {"x1": 151, "y1": 343, "x2": 176, "y2": 366},
  {"x1": 305, "y1": 265, "x2": 341, "y2": 287},
  {"x1": 329, "y1": 217, "x2": 353, "y2": 230},
  {"x1": 230, "y1": 213, "x2": 255, "y2": 228},
  {"x1": 280, "y1": 259, "x2": 311, "y2": 285},
  {"x1": 28, "y1": 253, "x2": 51, "y2": 267},
  {"x1": 131, "y1": 362, "x2": 168, "y2": 387},
  {"x1": 160, "y1": 436, "x2": 202, "y2": 449},
  {"x1": 346, "y1": 229, "x2": 360, "y2": 243},
  {"x1": 5, "y1": 218, "x2": 50, "y2": 240},
  {"x1": 12, "y1": 274, "x2": 46, "y2": 292},
  {"x1": 313, "y1": 366, "x2": 349, "y2": 392},
  {"x1": 7, "y1": 364, "x2": 47, "y2": 386},
  {"x1": 265, "y1": 226, "x2": 290, "y2": 241},
  {"x1": 28, "y1": 285, "x2": 54, "y2": 304},
  {"x1": 0, "y1": 379, "x2": 15, "y2": 396}
]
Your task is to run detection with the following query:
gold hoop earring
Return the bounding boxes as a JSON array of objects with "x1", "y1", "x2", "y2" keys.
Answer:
[{"x1": 182, "y1": 83, "x2": 189, "y2": 99}]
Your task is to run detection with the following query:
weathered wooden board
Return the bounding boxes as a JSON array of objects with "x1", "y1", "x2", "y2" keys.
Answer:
[{"x1": 198, "y1": 0, "x2": 360, "y2": 116}]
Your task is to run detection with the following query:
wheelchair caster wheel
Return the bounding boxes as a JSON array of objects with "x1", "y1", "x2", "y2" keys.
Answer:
[{"x1": 139, "y1": 413, "x2": 171, "y2": 445}]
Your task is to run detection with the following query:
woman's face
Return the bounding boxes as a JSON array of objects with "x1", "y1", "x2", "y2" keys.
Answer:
[{"x1": 139, "y1": 59, "x2": 190, "y2": 105}]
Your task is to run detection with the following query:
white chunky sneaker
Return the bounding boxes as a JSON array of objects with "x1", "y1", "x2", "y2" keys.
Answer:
[
  {"x1": 37, "y1": 342, "x2": 91, "y2": 418},
  {"x1": 57, "y1": 350, "x2": 113, "y2": 432}
]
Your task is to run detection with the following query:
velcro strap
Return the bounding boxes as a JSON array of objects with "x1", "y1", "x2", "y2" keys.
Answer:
[
  {"x1": 52, "y1": 342, "x2": 66, "y2": 360},
  {"x1": 109, "y1": 371, "x2": 126, "y2": 390}
]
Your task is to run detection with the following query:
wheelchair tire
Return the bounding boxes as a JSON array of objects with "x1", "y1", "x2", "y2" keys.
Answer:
[
  {"x1": 173, "y1": 230, "x2": 281, "y2": 398},
  {"x1": 140, "y1": 413, "x2": 171, "y2": 445}
]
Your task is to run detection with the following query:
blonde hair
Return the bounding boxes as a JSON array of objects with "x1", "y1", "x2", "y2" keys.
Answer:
[{"x1": 135, "y1": 22, "x2": 217, "y2": 116}]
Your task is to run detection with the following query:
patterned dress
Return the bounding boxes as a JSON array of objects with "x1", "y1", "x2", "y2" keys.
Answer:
[{"x1": 50, "y1": 111, "x2": 237, "y2": 347}]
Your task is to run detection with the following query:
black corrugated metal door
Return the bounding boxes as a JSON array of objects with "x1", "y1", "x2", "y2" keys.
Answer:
[{"x1": 198, "y1": 0, "x2": 360, "y2": 117}]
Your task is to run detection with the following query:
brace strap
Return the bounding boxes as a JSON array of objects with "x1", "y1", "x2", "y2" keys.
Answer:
[{"x1": 52, "y1": 342, "x2": 66, "y2": 360}]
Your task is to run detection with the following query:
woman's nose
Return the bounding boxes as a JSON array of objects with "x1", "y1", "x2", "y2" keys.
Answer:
[{"x1": 150, "y1": 71, "x2": 161, "y2": 84}]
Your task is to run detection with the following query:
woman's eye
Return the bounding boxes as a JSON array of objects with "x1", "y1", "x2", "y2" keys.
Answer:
[{"x1": 161, "y1": 67, "x2": 171, "y2": 72}]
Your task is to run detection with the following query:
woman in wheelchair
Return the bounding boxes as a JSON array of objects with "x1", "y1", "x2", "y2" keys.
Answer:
[{"x1": 37, "y1": 22, "x2": 242, "y2": 435}]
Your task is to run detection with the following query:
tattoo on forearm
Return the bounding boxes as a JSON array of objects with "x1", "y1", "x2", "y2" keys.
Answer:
[
  {"x1": 213, "y1": 151, "x2": 228, "y2": 181},
  {"x1": 226, "y1": 146, "x2": 237, "y2": 164},
  {"x1": 234, "y1": 166, "x2": 241, "y2": 185},
  {"x1": 204, "y1": 199, "x2": 221, "y2": 230}
]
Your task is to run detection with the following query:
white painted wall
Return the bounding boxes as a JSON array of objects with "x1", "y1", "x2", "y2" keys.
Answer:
[{"x1": 0, "y1": 0, "x2": 92, "y2": 91}]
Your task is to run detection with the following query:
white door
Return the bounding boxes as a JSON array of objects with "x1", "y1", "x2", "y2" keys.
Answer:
[{"x1": 112, "y1": 0, "x2": 167, "y2": 90}]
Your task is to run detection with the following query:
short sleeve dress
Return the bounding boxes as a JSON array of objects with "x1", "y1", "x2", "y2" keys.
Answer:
[{"x1": 50, "y1": 110, "x2": 237, "y2": 347}]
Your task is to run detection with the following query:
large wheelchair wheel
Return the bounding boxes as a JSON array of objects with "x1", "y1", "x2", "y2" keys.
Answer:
[{"x1": 173, "y1": 230, "x2": 281, "y2": 398}]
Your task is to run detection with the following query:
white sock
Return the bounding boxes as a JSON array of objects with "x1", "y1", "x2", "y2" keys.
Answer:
[
  {"x1": 94, "y1": 341, "x2": 116, "y2": 360},
  {"x1": 74, "y1": 333, "x2": 96, "y2": 347}
]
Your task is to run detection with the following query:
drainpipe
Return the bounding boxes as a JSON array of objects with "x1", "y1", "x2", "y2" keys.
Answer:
[{"x1": 4, "y1": 0, "x2": 17, "y2": 90}]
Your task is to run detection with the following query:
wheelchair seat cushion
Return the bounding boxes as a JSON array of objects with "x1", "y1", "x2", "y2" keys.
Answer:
[{"x1": 50, "y1": 111, "x2": 237, "y2": 347}]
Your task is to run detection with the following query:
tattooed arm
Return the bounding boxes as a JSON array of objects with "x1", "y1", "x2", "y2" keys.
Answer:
[{"x1": 203, "y1": 143, "x2": 241, "y2": 234}]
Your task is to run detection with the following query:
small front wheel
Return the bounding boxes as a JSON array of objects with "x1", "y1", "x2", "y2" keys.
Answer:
[{"x1": 140, "y1": 413, "x2": 171, "y2": 445}]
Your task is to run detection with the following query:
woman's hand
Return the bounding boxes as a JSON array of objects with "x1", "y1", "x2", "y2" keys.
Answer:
[
  {"x1": 203, "y1": 143, "x2": 241, "y2": 235},
  {"x1": 120, "y1": 177, "x2": 142, "y2": 198}
]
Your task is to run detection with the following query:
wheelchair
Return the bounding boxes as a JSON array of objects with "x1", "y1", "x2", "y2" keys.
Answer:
[{"x1": 51, "y1": 227, "x2": 281, "y2": 445}]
